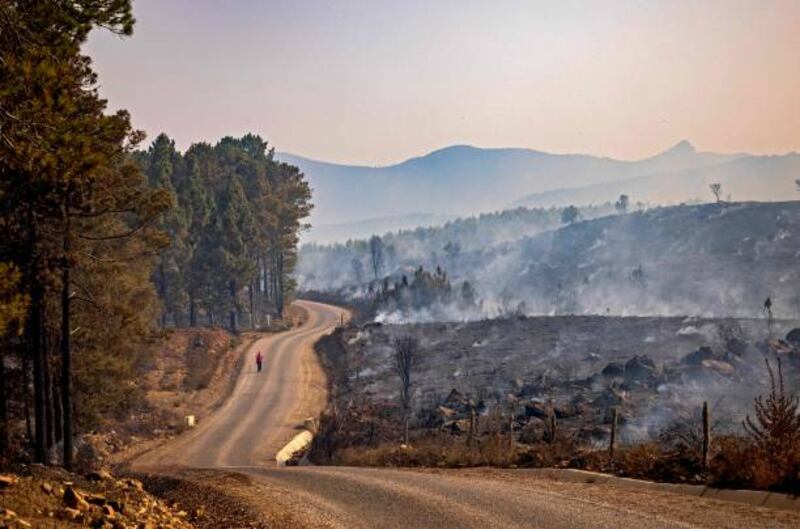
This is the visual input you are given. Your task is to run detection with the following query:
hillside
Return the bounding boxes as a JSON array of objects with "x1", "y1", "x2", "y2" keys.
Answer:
[
  {"x1": 456, "y1": 201, "x2": 800, "y2": 319},
  {"x1": 300, "y1": 201, "x2": 800, "y2": 320},
  {"x1": 297, "y1": 203, "x2": 616, "y2": 291},
  {"x1": 275, "y1": 141, "x2": 800, "y2": 243}
]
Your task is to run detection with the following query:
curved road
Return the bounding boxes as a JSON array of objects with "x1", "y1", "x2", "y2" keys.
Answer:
[
  {"x1": 135, "y1": 301, "x2": 800, "y2": 529},
  {"x1": 136, "y1": 299, "x2": 338, "y2": 468}
]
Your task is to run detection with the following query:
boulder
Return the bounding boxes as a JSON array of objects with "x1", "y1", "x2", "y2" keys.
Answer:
[
  {"x1": 63, "y1": 486, "x2": 90, "y2": 511},
  {"x1": 701, "y1": 359, "x2": 735, "y2": 376},
  {"x1": 786, "y1": 328, "x2": 800, "y2": 346},
  {"x1": 436, "y1": 405, "x2": 456, "y2": 419},
  {"x1": 593, "y1": 386, "x2": 627, "y2": 407},
  {"x1": 601, "y1": 362, "x2": 624, "y2": 377},
  {"x1": 554, "y1": 404, "x2": 581, "y2": 419},
  {"x1": 86, "y1": 469, "x2": 113, "y2": 482},
  {"x1": 682, "y1": 346, "x2": 716, "y2": 366},
  {"x1": 524, "y1": 401, "x2": 548, "y2": 419},
  {"x1": 624, "y1": 355, "x2": 656, "y2": 381}
]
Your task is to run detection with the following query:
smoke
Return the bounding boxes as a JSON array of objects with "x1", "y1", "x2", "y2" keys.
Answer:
[{"x1": 299, "y1": 201, "x2": 800, "y2": 324}]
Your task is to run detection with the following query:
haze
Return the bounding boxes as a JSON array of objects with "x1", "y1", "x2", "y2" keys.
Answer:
[{"x1": 86, "y1": 0, "x2": 800, "y2": 165}]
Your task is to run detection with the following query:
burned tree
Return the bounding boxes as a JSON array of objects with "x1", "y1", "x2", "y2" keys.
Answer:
[
  {"x1": 393, "y1": 336, "x2": 419, "y2": 444},
  {"x1": 709, "y1": 183, "x2": 722, "y2": 204},
  {"x1": 369, "y1": 235, "x2": 384, "y2": 281},
  {"x1": 615, "y1": 194, "x2": 630, "y2": 214}
]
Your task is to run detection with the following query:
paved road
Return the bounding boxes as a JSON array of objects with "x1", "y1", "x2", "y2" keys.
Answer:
[{"x1": 135, "y1": 301, "x2": 800, "y2": 529}]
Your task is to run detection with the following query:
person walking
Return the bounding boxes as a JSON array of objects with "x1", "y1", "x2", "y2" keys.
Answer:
[{"x1": 255, "y1": 351, "x2": 264, "y2": 373}]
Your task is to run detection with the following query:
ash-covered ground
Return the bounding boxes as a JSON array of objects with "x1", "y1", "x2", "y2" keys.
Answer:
[{"x1": 324, "y1": 315, "x2": 800, "y2": 445}]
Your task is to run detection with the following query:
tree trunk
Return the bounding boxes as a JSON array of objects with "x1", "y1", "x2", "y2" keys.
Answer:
[
  {"x1": 158, "y1": 258, "x2": 167, "y2": 328},
  {"x1": 276, "y1": 250, "x2": 285, "y2": 318},
  {"x1": 22, "y1": 353, "x2": 32, "y2": 446},
  {"x1": 0, "y1": 349, "x2": 7, "y2": 454},
  {"x1": 60, "y1": 210, "x2": 73, "y2": 471},
  {"x1": 43, "y1": 346, "x2": 54, "y2": 452},
  {"x1": 29, "y1": 281, "x2": 47, "y2": 464},
  {"x1": 229, "y1": 279, "x2": 237, "y2": 332},
  {"x1": 26, "y1": 207, "x2": 47, "y2": 463},
  {"x1": 52, "y1": 376, "x2": 62, "y2": 444},
  {"x1": 189, "y1": 292, "x2": 197, "y2": 327},
  {"x1": 248, "y1": 283, "x2": 255, "y2": 329}
]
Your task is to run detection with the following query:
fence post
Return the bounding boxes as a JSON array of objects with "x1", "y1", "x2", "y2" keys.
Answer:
[
  {"x1": 549, "y1": 409, "x2": 557, "y2": 443},
  {"x1": 609, "y1": 407, "x2": 618, "y2": 462},
  {"x1": 467, "y1": 401, "x2": 476, "y2": 447},
  {"x1": 702, "y1": 401, "x2": 710, "y2": 469}
]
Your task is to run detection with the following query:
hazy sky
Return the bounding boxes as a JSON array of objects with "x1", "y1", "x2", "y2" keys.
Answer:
[{"x1": 86, "y1": 0, "x2": 800, "y2": 165}]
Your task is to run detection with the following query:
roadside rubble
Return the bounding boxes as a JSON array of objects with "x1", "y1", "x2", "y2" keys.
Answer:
[{"x1": 0, "y1": 465, "x2": 197, "y2": 528}]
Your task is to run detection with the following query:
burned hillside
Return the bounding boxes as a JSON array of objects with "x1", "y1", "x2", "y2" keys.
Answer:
[{"x1": 315, "y1": 315, "x2": 799, "y2": 454}]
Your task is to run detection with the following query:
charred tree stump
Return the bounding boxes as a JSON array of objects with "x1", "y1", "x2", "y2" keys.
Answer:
[
  {"x1": 702, "y1": 401, "x2": 710, "y2": 470},
  {"x1": 609, "y1": 407, "x2": 618, "y2": 462}
]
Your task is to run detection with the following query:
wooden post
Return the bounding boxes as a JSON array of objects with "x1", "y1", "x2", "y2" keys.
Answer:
[
  {"x1": 702, "y1": 401, "x2": 710, "y2": 470},
  {"x1": 609, "y1": 407, "x2": 618, "y2": 461},
  {"x1": 467, "y1": 402, "x2": 476, "y2": 447},
  {"x1": 549, "y1": 410, "x2": 557, "y2": 443},
  {"x1": 508, "y1": 411, "x2": 514, "y2": 449}
]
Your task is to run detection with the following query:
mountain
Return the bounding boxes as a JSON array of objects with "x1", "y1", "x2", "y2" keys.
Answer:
[
  {"x1": 515, "y1": 151, "x2": 800, "y2": 208},
  {"x1": 278, "y1": 141, "x2": 795, "y2": 242}
]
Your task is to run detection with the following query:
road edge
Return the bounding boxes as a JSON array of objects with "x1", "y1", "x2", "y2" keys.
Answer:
[{"x1": 528, "y1": 468, "x2": 800, "y2": 512}]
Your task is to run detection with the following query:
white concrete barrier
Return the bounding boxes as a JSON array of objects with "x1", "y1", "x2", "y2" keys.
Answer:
[{"x1": 275, "y1": 430, "x2": 313, "y2": 466}]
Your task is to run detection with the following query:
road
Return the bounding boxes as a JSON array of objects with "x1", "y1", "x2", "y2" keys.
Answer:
[{"x1": 135, "y1": 300, "x2": 800, "y2": 529}]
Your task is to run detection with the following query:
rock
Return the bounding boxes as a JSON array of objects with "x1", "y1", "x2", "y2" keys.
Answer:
[
  {"x1": 601, "y1": 362, "x2": 624, "y2": 377},
  {"x1": 84, "y1": 491, "x2": 108, "y2": 506},
  {"x1": 682, "y1": 346, "x2": 716, "y2": 366},
  {"x1": 102, "y1": 504, "x2": 115, "y2": 518},
  {"x1": 624, "y1": 355, "x2": 656, "y2": 380},
  {"x1": 593, "y1": 386, "x2": 627, "y2": 407},
  {"x1": 768, "y1": 338, "x2": 793, "y2": 355},
  {"x1": 41, "y1": 482, "x2": 53, "y2": 494},
  {"x1": 60, "y1": 507, "x2": 82, "y2": 521},
  {"x1": 443, "y1": 419, "x2": 470, "y2": 433},
  {"x1": 124, "y1": 478, "x2": 144, "y2": 491},
  {"x1": 63, "y1": 486, "x2": 90, "y2": 511},
  {"x1": 86, "y1": 469, "x2": 113, "y2": 482},
  {"x1": 443, "y1": 388, "x2": 467, "y2": 406},
  {"x1": 0, "y1": 508, "x2": 17, "y2": 519},
  {"x1": 786, "y1": 328, "x2": 800, "y2": 346},
  {"x1": 701, "y1": 359, "x2": 735, "y2": 376},
  {"x1": 524, "y1": 401, "x2": 548, "y2": 419},
  {"x1": 554, "y1": 405, "x2": 580, "y2": 419},
  {"x1": 0, "y1": 475, "x2": 17, "y2": 488},
  {"x1": 437, "y1": 405, "x2": 456, "y2": 418}
]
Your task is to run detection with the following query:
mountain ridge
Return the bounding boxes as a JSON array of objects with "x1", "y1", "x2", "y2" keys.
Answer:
[{"x1": 277, "y1": 141, "x2": 797, "y2": 242}]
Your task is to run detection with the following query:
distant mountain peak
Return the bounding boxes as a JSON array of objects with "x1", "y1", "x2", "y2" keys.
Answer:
[{"x1": 662, "y1": 140, "x2": 696, "y2": 156}]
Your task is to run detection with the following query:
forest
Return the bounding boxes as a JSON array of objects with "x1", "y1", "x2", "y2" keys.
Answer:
[
  {"x1": 135, "y1": 133, "x2": 311, "y2": 330},
  {"x1": 0, "y1": 1, "x2": 310, "y2": 471}
]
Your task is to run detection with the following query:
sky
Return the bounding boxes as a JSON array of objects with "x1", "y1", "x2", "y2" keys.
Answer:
[{"x1": 86, "y1": 0, "x2": 800, "y2": 165}]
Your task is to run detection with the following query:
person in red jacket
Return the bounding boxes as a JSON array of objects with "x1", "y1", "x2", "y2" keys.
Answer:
[{"x1": 255, "y1": 351, "x2": 264, "y2": 373}]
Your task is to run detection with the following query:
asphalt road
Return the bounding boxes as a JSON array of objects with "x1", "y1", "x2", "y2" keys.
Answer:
[{"x1": 135, "y1": 300, "x2": 800, "y2": 529}]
